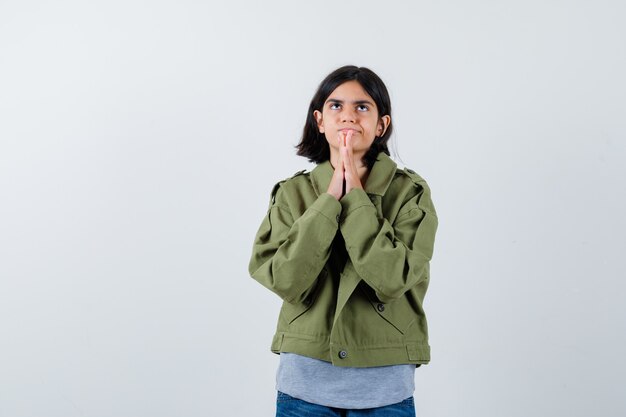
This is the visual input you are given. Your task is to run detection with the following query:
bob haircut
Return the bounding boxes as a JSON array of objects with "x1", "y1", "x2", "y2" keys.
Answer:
[{"x1": 295, "y1": 65, "x2": 393, "y2": 169}]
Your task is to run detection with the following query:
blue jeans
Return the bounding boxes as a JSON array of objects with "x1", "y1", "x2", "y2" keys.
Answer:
[{"x1": 276, "y1": 391, "x2": 416, "y2": 416}]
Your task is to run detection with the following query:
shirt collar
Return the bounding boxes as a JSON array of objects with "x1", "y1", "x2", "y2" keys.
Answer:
[{"x1": 310, "y1": 152, "x2": 397, "y2": 197}]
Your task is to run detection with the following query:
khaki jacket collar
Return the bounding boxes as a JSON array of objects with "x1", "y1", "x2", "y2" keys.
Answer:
[{"x1": 310, "y1": 152, "x2": 397, "y2": 197}]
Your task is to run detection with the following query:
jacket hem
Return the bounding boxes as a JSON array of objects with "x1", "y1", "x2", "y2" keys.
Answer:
[{"x1": 271, "y1": 331, "x2": 430, "y2": 368}]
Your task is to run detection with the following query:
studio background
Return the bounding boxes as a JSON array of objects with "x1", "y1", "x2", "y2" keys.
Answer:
[{"x1": 1, "y1": 1, "x2": 624, "y2": 416}]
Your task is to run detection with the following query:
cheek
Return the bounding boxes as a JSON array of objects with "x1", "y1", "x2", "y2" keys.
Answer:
[
  {"x1": 367, "y1": 121, "x2": 380, "y2": 136},
  {"x1": 324, "y1": 132, "x2": 337, "y2": 147}
]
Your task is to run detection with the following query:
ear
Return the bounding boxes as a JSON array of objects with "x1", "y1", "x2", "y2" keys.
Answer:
[
  {"x1": 377, "y1": 115, "x2": 391, "y2": 137},
  {"x1": 313, "y1": 110, "x2": 325, "y2": 133}
]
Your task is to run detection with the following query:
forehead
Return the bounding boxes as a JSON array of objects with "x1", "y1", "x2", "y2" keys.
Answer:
[{"x1": 326, "y1": 80, "x2": 374, "y2": 102}]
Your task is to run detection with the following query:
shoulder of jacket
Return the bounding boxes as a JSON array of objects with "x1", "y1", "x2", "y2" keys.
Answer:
[
  {"x1": 269, "y1": 169, "x2": 309, "y2": 204},
  {"x1": 397, "y1": 167, "x2": 428, "y2": 187},
  {"x1": 399, "y1": 167, "x2": 437, "y2": 214},
  {"x1": 289, "y1": 169, "x2": 308, "y2": 179}
]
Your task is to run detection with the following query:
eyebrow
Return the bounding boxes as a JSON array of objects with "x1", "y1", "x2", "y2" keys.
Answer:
[{"x1": 325, "y1": 98, "x2": 375, "y2": 106}]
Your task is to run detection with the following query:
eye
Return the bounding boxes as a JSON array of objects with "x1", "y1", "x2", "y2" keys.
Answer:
[
  {"x1": 329, "y1": 103, "x2": 341, "y2": 110},
  {"x1": 357, "y1": 104, "x2": 369, "y2": 111}
]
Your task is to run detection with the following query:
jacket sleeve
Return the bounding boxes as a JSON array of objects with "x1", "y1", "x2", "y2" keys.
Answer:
[
  {"x1": 338, "y1": 179, "x2": 438, "y2": 303},
  {"x1": 248, "y1": 182, "x2": 342, "y2": 303}
]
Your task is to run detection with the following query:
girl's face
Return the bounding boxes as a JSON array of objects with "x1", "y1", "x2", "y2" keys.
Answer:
[{"x1": 313, "y1": 80, "x2": 390, "y2": 160}]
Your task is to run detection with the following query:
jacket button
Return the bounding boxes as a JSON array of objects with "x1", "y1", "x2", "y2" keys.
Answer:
[
  {"x1": 338, "y1": 350, "x2": 348, "y2": 359},
  {"x1": 377, "y1": 303, "x2": 385, "y2": 312}
]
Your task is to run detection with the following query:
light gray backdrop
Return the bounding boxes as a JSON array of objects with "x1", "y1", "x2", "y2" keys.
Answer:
[{"x1": 1, "y1": 1, "x2": 624, "y2": 416}]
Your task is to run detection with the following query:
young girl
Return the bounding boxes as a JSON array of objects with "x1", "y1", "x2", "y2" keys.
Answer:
[{"x1": 248, "y1": 65, "x2": 438, "y2": 416}]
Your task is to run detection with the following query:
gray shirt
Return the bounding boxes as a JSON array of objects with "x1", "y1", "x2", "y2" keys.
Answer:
[{"x1": 276, "y1": 352, "x2": 416, "y2": 409}]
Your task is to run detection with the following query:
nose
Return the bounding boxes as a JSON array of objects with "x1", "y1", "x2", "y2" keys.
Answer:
[{"x1": 340, "y1": 107, "x2": 357, "y2": 123}]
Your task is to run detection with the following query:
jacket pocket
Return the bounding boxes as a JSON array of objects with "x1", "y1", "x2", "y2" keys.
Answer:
[
  {"x1": 279, "y1": 269, "x2": 326, "y2": 324},
  {"x1": 360, "y1": 284, "x2": 416, "y2": 334},
  {"x1": 280, "y1": 300, "x2": 312, "y2": 324}
]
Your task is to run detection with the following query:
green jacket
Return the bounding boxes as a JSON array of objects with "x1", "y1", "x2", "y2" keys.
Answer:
[{"x1": 248, "y1": 152, "x2": 438, "y2": 367}]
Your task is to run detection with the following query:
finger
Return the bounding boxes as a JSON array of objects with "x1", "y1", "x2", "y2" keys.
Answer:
[
  {"x1": 346, "y1": 130, "x2": 354, "y2": 149},
  {"x1": 346, "y1": 135, "x2": 354, "y2": 160},
  {"x1": 345, "y1": 132, "x2": 356, "y2": 168},
  {"x1": 338, "y1": 131, "x2": 343, "y2": 146},
  {"x1": 337, "y1": 133, "x2": 345, "y2": 161},
  {"x1": 341, "y1": 146, "x2": 351, "y2": 173},
  {"x1": 341, "y1": 136, "x2": 352, "y2": 166},
  {"x1": 342, "y1": 144, "x2": 358, "y2": 183}
]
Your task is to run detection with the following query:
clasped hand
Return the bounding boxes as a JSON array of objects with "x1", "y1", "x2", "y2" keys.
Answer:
[{"x1": 327, "y1": 130, "x2": 363, "y2": 200}]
